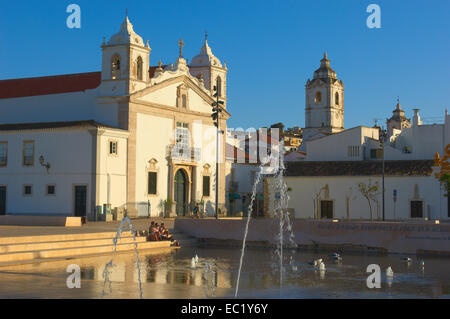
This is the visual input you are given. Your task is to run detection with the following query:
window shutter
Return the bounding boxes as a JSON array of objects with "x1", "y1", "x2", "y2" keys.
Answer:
[
  {"x1": 148, "y1": 172, "x2": 157, "y2": 195},
  {"x1": 203, "y1": 176, "x2": 210, "y2": 197}
]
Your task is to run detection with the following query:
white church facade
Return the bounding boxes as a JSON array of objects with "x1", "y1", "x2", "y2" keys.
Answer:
[{"x1": 0, "y1": 16, "x2": 229, "y2": 219}]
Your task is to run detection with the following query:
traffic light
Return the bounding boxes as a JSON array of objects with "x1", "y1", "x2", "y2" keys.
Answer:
[{"x1": 211, "y1": 82, "x2": 224, "y2": 127}]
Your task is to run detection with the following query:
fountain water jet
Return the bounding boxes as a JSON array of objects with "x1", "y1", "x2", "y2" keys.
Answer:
[{"x1": 101, "y1": 216, "x2": 143, "y2": 299}]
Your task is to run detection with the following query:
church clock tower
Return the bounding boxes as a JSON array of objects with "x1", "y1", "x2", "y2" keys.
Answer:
[{"x1": 303, "y1": 53, "x2": 344, "y2": 141}]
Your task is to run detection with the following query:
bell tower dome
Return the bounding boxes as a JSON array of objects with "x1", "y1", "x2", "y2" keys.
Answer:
[
  {"x1": 190, "y1": 33, "x2": 228, "y2": 107},
  {"x1": 99, "y1": 14, "x2": 151, "y2": 96},
  {"x1": 303, "y1": 53, "x2": 344, "y2": 141}
]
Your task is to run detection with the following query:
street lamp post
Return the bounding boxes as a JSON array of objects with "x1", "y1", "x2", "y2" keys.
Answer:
[
  {"x1": 211, "y1": 79, "x2": 224, "y2": 220},
  {"x1": 381, "y1": 133, "x2": 386, "y2": 221}
]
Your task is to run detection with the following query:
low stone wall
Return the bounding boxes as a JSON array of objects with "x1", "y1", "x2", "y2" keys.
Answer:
[
  {"x1": 0, "y1": 215, "x2": 82, "y2": 227},
  {"x1": 174, "y1": 218, "x2": 450, "y2": 255}
]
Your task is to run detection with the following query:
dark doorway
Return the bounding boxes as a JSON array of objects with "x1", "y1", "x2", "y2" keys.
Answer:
[
  {"x1": 174, "y1": 170, "x2": 187, "y2": 216},
  {"x1": 0, "y1": 186, "x2": 6, "y2": 215},
  {"x1": 74, "y1": 186, "x2": 87, "y2": 217},
  {"x1": 320, "y1": 200, "x2": 333, "y2": 219}
]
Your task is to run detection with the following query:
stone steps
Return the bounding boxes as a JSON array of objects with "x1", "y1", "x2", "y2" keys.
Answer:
[
  {"x1": 0, "y1": 231, "x2": 130, "y2": 245},
  {"x1": 0, "y1": 232, "x2": 174, "y2": 266},
  {"x1": 0, "y1": 236, "x2": 146, "y2": 254}
]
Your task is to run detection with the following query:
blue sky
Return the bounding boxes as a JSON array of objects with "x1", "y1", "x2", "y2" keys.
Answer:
[{"x1": 0, "y1": 0, "x2": 449, "y2": 130}]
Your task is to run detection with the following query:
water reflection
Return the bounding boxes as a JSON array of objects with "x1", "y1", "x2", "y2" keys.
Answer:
[{"x1": 0, "y1": 246, "x2": 449, "y2": 299}]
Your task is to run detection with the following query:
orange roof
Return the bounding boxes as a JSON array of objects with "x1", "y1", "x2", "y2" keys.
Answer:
[{"x1": 0, "y1": 66, "x2": 161, "y2": 99}]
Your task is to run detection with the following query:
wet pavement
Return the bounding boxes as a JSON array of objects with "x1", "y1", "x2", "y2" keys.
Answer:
[{"x1": 0, "y1": 245, "x2": 449, "y2": 298}]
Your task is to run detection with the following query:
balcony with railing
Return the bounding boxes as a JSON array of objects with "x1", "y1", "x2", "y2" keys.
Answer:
[{"x1": 166, "y1": 145, "x2": 201, "y2": 163}]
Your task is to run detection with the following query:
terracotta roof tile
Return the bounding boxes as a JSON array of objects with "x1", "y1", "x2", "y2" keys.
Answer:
[
  {"x1": 0, "y1": 120, "x2": 123, "y2": 131},
  {"x1": 0, "y1": 66, "x2": 161, "y2": 99},
  {"x1": 0, "y1": 72, "x2": 101, "y2": 99},
  {"x1": 285, "y1": 160, "x2": 434, "y2": 177}
]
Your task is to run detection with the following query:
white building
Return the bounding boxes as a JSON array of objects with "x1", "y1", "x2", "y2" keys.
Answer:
[
  {"x1": 0, "y1": 16, "x2": 230, "y2": 219},
  {"x1": 264, "y1": 54, "x2": 450, "y2": 220}
]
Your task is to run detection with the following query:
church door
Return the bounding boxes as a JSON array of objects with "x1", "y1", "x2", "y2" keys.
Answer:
[
  {"x1": 0, "y1": 186, "x2": 6, "y2": 215},
  {"x1": 174, "y1": 170, "x2": 187, "y2": 216},
  {"x1": 74, "y1": 186, "x2": 87, "y2": 217}
]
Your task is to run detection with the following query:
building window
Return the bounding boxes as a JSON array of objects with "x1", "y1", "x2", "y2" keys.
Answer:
[
  {"x1": 148, "y1": 171, "x2": 157, "y2": 195},
  {"x1": 23, "y1": 141, "x2": 34, "y2": 167},
  {"x1": 410, "y1": 200, "x2": 423, "y2": 218},
  {"x1": 335, "y1": 92, "x2": 339, "y2": 105},
  {"x1": 370, "y1": 148, "x2": 383, "y2": 159},
  {"x1": 320, "y1": 200, "x2": 333, "y2": 219},
  {"x1": 0, "y1": 142, "x2": 7, "y2": 167},
  {"x1": 315, "y1": 91, "x2": 322, "y2": 104},
  {"x1": 111, "y1": 55, "x2": 121, "y2": 80},
  {"x1": 182, "y1": 94, "x2": 187, "y2": 108},
  {"x1": 203, "y1": 175, "x2": 210, "y2": 197},
  {"x1": 216, "y1": 77, "x2": 222, "y2": 97},
  {"x1": 109, "y1": 141, "x2": 118, "y2": 155},
  {"x1": 23, "y1": 185, "x2": 33, "y2": 196},
  {"x1": 348, "y1": 146, "x2": 360, "y2": 157},
  {"x1": 136, "y1": 56, "x2": 143, "y2": 81},
  {"x1": 46, "y1": 185, "x2": 56, "y2": 196}
]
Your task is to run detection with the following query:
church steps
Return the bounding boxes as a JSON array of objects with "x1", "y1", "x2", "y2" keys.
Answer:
[
  {"x1": 0, "y1": 240, "x2": 172, "y2": 264},
  {"x1": 0, "y1": 231, "x2": 133, "y2": 245},
  {"x1": 0, "y1": 236, "x2": 146, "y2": 254}
]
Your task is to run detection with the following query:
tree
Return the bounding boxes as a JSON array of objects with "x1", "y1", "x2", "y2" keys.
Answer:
[
  {"x1": 434, "y1": 146, "x2": 450, "y2": 197},
  {"x1": 358, "y1": 179, "x2": 380, "y2": 221},
  {"x1": 345, "y1": 187, "x2": 357, "y2": 220}
]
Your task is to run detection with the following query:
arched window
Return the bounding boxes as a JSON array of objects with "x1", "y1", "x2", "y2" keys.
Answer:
[
  {"x1": 111, "y1": 55, "x2": 121, "y2": 80},
  {"x1": 335, "y1": 92, "x2": 339, "y2": 105},
  {"x1": 136, "y1": 56, "x2": 143, "y2": 81},
  {"x1": 216, "y1": 77, "x2": 222, "y2": 97},
  {"x1": 315, "y1": 91, "x2": 322, "y2": 104}
]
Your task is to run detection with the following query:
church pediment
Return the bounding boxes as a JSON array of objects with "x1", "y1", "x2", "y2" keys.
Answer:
[{"x1": 131, "y1": 75, "x2": 230, "y2": 117}]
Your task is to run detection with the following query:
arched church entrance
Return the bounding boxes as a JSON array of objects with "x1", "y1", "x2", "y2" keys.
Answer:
[{"x1": 174, "y1": 169, "x2": 188, "y2": 216}]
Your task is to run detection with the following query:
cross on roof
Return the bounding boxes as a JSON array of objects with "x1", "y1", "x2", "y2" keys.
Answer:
[{"x1": 178, "y1": 38, "x2": 184, "y2": 57}]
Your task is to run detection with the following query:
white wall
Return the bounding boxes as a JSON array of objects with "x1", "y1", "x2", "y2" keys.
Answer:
[
  {"x1": 306, "y1": 126, "x2": 379, "y2": 161},
  {"x1": 97, "y1": 132, "x2": 128, "y2": 209},
  {"x1": 0, "y1": 129, "x2": 94, "y2": 215},
  {"x1": 0, "y1": 88, "x2": 119, "y2": 128},
  {"x1": 265, "y1": 175, "x2": 447, "y2": 220}
]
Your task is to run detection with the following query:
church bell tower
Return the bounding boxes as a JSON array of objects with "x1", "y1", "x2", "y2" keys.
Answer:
[
  {"x1": 99, "y1": 14, "x2": 151, "y2": 96},
  {"x1": 303, "y1": 53, "x2": 344, "y2": 141}
]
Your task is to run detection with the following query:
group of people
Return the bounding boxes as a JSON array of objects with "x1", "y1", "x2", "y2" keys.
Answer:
[{"x1": 148, "y1": 221, "x2": 173, "y2": 241}]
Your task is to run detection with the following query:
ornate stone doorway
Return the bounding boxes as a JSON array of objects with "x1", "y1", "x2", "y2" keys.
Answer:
[{"x1": 174, "y1": 169, "x2": 188, "y2": 216}]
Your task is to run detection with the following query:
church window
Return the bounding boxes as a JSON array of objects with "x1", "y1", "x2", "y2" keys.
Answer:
[
  {"x1": 109, "y1": 141, "x2": 118, "y2": 155},
  {"x1": 136, "y1": 56, "x2": 143, "y2": 81},
  {"x1": 203, "y1": 175, "x2": 210, "y2": 197},
  {"x1": 315, "y1": 91, "x2": 322, "y2": 104},
  {"x1": 23, "y1": 141, "x2": 34, "y2": 167},
  {"x1": 335, "y1": 92, "x2": 339, "y2": 105},
  {"x1": 148, "y1": 172, "x2": 157, "y2": 195},
  {"x1": 216, "y1": 77, "x2": 222, "y2": 97},
  {"x1": 348, "y1": 146, "x2": 360, "y2": 157},
  {"x1": 111, "y1": 55, "x2": 121, "y2": 80},
  {"x1": 174, "y1": 122, "x2": 190, "y2": 158},
  {"x1": 23, "y1": 185, "x2": 33, "y2": 196},
  {"x1": 46, "y1": 184, "x2": 56, "y2": 196},
  {"x1": 0, "y1": 142, "x2": 7, "y2": 167}
]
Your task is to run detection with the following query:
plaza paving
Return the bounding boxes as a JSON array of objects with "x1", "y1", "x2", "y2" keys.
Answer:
[{"x1": 0, "y1": 217, "x2": 175, "y2": 238}]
